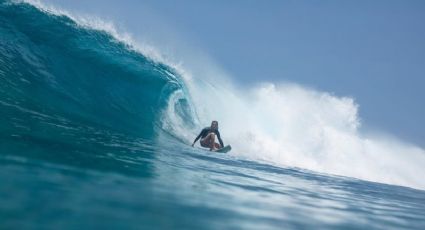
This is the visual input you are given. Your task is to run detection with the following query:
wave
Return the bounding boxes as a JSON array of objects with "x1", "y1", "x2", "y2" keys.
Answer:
[
  {"x1": 0, "y1": 0, "x2": 195, "y2": 140},
  {"x1": 1, "y1": 0, "x2": 425, "y2": 190}
]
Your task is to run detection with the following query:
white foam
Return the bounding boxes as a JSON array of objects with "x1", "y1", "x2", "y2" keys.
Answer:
[{"x1": 183, "y1": 79, "x2": 425, "y2": 190}]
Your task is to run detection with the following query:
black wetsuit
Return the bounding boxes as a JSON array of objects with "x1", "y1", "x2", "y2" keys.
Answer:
[{"x1": 193, "y1": 127, "x2": 224, "y2": 147}]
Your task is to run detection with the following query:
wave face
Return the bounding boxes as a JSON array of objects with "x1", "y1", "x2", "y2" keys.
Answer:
[
  {"x1": 0, "y1": 0, "x2": 203, "y2": 178},
  {"x1": 0, "y1": 1, "x2": 194, "y2": 143}
]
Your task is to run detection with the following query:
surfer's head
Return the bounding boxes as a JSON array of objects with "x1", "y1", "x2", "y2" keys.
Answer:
[{"x1": 211, "y1": 120, "x2": 218, "y2": 130}]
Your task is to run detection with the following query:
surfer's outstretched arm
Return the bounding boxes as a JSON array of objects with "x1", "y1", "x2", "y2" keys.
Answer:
[
  {"x1": 192, "y1": 130, "x2": 204, "y2": 147},
  {"x1": 216, "y1": 131, "x2": 224, "y2": 148}
]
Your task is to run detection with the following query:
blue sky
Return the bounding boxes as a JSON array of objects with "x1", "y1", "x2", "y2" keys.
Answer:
[{"x1": 43, "y1": 0, "x2": 425, "y2": 147}]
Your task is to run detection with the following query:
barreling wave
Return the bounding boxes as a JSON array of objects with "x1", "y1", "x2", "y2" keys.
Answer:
[{"x1": 0, "y1": 0, "x2": 196, "y2": 144}]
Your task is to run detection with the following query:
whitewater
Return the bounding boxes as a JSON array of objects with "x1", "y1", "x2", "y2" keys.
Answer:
[{"x1": 1, "y1": 1, "x2": 425, "y2": 229}]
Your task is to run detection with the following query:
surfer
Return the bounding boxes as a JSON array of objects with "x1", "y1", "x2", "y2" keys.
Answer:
[{"x1": 191, "y1": 121, "x2": 224, "y2": 151}]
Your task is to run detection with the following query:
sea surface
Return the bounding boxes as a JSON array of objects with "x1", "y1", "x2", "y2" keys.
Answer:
[{"x1": 1, "y1": 1, "x2": 425, "y2": 229}]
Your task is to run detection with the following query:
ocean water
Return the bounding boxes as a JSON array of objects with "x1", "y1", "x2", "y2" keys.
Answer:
[{"x1": 1, "y1": 1, "x2": 425, "y2": 229}]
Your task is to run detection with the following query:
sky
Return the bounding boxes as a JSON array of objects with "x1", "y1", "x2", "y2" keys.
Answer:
[{"x1": 41, "y1": 0, "x2": 425, "y2": 147}]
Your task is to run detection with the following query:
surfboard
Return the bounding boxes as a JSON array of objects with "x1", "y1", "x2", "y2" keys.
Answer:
[{"x1": 214, "y1": 145, "x2": 232, "y2": 153}]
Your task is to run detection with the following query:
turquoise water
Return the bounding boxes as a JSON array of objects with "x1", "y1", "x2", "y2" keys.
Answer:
[{"x1": 1, "y1": 1, "x2": 425, "y2": 229}]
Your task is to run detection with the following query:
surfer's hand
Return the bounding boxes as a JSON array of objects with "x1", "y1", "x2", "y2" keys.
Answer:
[{"x1": 191, "y1": 143, "x2": 194, "y2": 147}]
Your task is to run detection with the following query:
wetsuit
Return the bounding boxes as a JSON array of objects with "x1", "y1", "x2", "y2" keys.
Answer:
[{"x1": 193, "y1": 127, "x2": 224, "y2": 147}]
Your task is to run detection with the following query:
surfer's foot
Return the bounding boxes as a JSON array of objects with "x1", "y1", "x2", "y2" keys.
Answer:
[{"x1": 210, "y1": 147, "x2": 218, "y2": 151}]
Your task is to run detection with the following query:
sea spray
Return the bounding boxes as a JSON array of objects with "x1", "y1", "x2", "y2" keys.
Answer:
[{"x1": 177, "y1": 73, "x2": 425, "y2": 189}]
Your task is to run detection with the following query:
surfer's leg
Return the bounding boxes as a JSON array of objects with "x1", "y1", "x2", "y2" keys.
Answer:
[
  {"x1": 208, "y1": 133, "x2": 218, "y2": 151},
  {"x1": 201, "y1": 133, "x2": 219, "y2": 151},
  {"x1": 201, "y1": 133, "x2": 216, "y2": 150},
  {"x1": 200, "y1": 137, "x2": 208, "y2": 148}
]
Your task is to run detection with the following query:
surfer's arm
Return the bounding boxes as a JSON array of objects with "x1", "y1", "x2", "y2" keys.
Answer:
[
  {"x1": 192, "y1": 129, "x2": 205, "y2": 146},
  {"x1": 216, "y1": 131, "x2": 224, "y2": 148}
]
